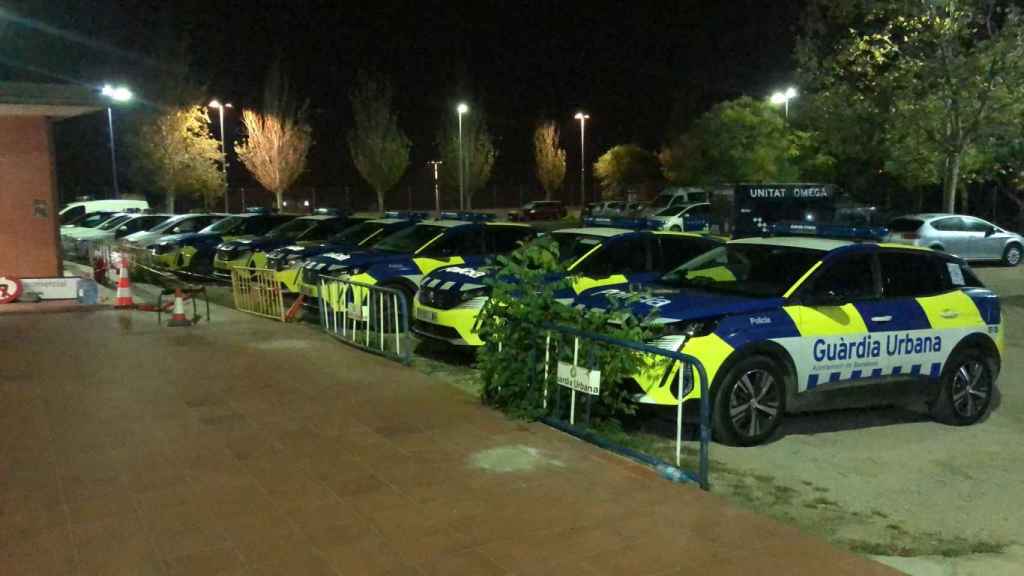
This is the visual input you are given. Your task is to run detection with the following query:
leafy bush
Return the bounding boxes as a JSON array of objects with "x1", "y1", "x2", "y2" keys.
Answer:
[{"x1": 476, "y1": 236, "x2": 661, "y2": 420}]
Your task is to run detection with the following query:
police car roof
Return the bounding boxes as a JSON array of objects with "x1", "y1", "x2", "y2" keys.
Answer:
[
  {"x1": 555, "y1": 227, "x2": 632, "y2": 237},
  {"x1": 367, "y1": 217, "x2": 407, "y2": 224},
  {"x1": 297, "y1": 214, "x2": 339, "y2": 221},
  {"x1": 424, "y1": 220, "x2": 531, "y2": 228},
  {"x1": 731, "y1": 236, "x2": 853, "y2": 251}
]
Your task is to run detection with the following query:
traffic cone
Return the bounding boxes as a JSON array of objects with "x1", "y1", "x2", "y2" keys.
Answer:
[
  {"x1": 114, "y1": 262, "x2": 134, "y2": 309},
  {"x1": 167, "y1": 288, "x2": 192, "y2": 327}
]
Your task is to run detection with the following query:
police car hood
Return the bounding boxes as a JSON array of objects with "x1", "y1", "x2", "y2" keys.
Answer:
[
  {"x1": 270, "y1": 240, "x2": 360, "y2": 259},
  {"x1": 155, "y1": 231, "x2": 201, "y2": 246},
  {"x1": 422, "y1": 264, "x2": 498, "y2": 289},
  {"x1": 575, "y1": 284, "x2": 782, "y2": 323},
  {"x1": 219, "y1": 236, "x2": 290, "y2": 253},
  {"x1": 305, "y1": 247, "x2": 403, "y2": 269}
]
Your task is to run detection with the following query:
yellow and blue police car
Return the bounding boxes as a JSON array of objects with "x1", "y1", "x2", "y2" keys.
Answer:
[
  {"x1": 298, "y1": 212, "x2": 536, "y2": 308},
  {"x1": 413, "y1": 222, "x2": 723, "y2": 346},
  {"x1": 151, "y1": 210, "x2": 293, "y2": 274},
  {"x1": 573, "y1": 224, "x2": 1003, "y2": 446},
  {"x1": 263, "y1": 213, "x2": 423, "y2": 293}
]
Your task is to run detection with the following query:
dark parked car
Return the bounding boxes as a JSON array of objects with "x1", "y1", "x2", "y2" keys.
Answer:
[{"x1": 508, "y1": 200, "x2": 566, "y2": 221}]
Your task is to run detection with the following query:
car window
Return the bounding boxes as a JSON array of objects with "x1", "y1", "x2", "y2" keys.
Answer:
[
  {"x1": 887, "y1": 218, "x2": 924, "y2": 233},
  {"x1": 879, "y1": 251, "x2": 952, "y2": 297},
  {"x1": 423, "y1": 227, "x2": 485, "y2": 256},
  {"x1": 931, "y1": 217, "x2": 964, "y2": 232},
  {"x1": 685, "y1": 204, "x2": 710, "y2": 217},
  {"x1": 577, "y1": 236, "x2": 648, "y2": 277},
  {"x1": 961, "y1": 217, "x2": 992, "y2": 233},
  {"x1": 661, "y1": 244, "x2": 824, "y2": 297},
  {"x1": 60, "y1": 205, "x2": 86, "y2": 224},
  {"x1": 486, "y1": 226, "x2": 534, "y2": 253},
  {"x1": 687, "y1": 192, "x2": 707, "y2": 203},
  {"x1": 806, "y1": 253, "x2": 877, "y2": 302},
  {"x1": 305, "y1": 218, "x2": 348, "y2": 240},
  {"x1": 656, "y1": 236, "x2": 720, "y2": 271}
]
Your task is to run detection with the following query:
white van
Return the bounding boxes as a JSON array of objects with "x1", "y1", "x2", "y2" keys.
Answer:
[
  {"x1": 647, "y1": 187, "x2": 709, "y2": 214},
  {"x1": 59, "y1": 199, "x2": 149, "y2": 226}
]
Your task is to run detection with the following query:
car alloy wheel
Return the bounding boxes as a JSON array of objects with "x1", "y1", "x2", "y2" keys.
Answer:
[
  {"x1": 728, "y1": 369, "x2": 781, "y2": 440},
  {"x1": 950, "y1": 360, "x2": 990, "y2": 420},
  {"x1": 1005, "y1": 245, "x2": 1021, "y2": 266}
]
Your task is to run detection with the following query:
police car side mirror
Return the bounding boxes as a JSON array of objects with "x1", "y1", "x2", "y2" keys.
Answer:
[{"x1": 985, "y1": 226, "x2": 997, "y2": 237}]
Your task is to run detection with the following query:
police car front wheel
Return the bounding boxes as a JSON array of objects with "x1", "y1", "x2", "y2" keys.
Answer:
[
  {"x1": 931, "y1": 348, "x2": 994, "y2": 426},
  {"x1": 712, "y1": 355, "x2": 785, "y2": 446}
]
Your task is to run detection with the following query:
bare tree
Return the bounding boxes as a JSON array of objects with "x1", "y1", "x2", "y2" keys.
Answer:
[
  {"x1": 533, "y1": 122, "x2": 566, "y2": 200},
  {"x1": 236, "y1": 60, "x2": 312, "y2": 210},
  {"x1": 348, "y1": 75, "x2": 411, "y2": 212}
]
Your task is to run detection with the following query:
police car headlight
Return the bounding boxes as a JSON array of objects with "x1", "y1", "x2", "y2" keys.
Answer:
[
  {"x1": 285, "y1": 253, "x2": 302, "y2": 263},
  {"x1": 664, "y1": 319, "x2": 719, "y2": 338},
  {"x1": 459, "y1": 286, "x2": 491, "y2": 302}
]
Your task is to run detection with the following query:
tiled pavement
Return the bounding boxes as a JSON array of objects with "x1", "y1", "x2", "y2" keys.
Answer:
[{"x1": 0, "y1": 308, "x2": 901, "y2": 575}]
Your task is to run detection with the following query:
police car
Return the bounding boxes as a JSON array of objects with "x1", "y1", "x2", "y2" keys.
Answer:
[
  {"x1": 573, "y1": 224, "x2": 1003, "y2": 446},
  {"x1": 263, "y1": 213, "x2": 424, "y2": 293},
  {"x1": 298, "y1": 212, "x2": 535, "y2": 307},
  {"x1": 645, "y1": 202, "x2": 712, "y2": 232},
  {"x1": 211, "y1": 210, "x2": 354, "y2": 281},
  {"x1": 151, "y1": 210, "x2": 294, "y2": 273},
  {"x1": 413, "y1": 220, "x2": 723, "y2": 346}
]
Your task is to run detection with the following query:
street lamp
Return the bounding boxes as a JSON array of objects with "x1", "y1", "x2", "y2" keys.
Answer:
[
  {"x1": 456, "y1": 102, "x2": 469, "y2": 210},
  {"x1": 428, "y1": 160, "x2": 443, "y2": 216},
  {"x1": 769, "y1": 87, "x2": 798, "y2": 119},
  {"x1": 100, "y1": 84, "x2": 133, "y2": 199},
  {"x1": 574, "y1": 112, "x2": 590, "y2": 207},
  {"x1": 209, "y1": 100, "x2": 233, "y2": 212}
]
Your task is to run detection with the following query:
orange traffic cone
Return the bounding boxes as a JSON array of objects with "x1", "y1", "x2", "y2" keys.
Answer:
[
  {"x1": 114, "y1": 261, "x2": 134, "y2": 309},
  {"x1": 167, "y1": 288, "x2": 192, "y2": 327}
]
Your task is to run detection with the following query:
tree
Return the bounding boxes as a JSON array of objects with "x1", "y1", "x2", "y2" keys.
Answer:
[
  {"x1": 438, "y1": 107, "x2": 496, "y2": 209},
  {"x1": 533, "y1": 122, "x2": 566, "y2": 200},
  {"x1": 657, "y1": 133, "x2": 704, "y2": 185},
  {"x1": 129, "y1": 106, "x2": 223, "y2": 212},
  {"x1": 348, "y1": 75, "x2": 412, "y2": 212},
  {"x1": 593, "y1": 145, "x2": 662, "y2": 199},
  {"x1": 236, "y1": 60, "x2": 313, "y2": 210},
  {"x1": 799, "y1": 0, "x2": 1024, "y2": 212}
]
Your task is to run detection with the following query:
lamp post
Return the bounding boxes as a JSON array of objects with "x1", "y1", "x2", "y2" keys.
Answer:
[
  {"x1": 456, "y1": 102, "x2": 468, "y2": 210},
  {"x1": 100, "y1": 84, "x2": 133, "y2": 199},
  {"x1": 428, "y1": 160, "x2": 443, "y2": 217},
  {"x1": 574, "y1": 112, "x2": 590, "y2": 208},
  {"x1": 209, "y1": 100, "x2": 233, "y2": 212},
  {"x1": 769, "y1": 87, "x2": 798, "y2": 119}
]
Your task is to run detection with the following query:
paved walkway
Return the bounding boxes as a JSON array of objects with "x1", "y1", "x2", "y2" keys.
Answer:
[{"x1": 0, "y1": 307, "x2": 901, "y2": 575}]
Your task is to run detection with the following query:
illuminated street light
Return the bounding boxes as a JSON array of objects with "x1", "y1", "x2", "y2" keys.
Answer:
[
  {"x1": 574, "y1": 112, "x2": 590, "y2": 207},
  {"x1": 456, "y1": 103, "x2": 469, "y2": 210},
  {"x1": 208, "y1": 100, "x2": 233, "y2": 212},
  {"x1": 769, "y1": 87, "x2": 798, "y2": 119},
  {"x1": 100, "y1": 84, "x2": 134, "y2": 198}
]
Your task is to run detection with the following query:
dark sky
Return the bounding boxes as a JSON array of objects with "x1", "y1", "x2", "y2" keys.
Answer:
[{"x1": 0, "y1": 0, "x2": 804, "y2": 207}]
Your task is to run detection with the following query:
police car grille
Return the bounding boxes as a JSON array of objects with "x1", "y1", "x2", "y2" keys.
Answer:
[{"x1": 418, "y1": 287, "x2": 460, "y2": 310}]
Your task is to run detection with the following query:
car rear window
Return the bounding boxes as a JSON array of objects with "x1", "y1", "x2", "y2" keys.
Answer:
[{"x1": 887, "y1": 218, "x2": 923, "y2": 233}]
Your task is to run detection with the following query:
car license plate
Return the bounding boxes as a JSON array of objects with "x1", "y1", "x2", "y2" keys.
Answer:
[{"x1": 415, "y1": 308, "x2": 437, "y2": 323}]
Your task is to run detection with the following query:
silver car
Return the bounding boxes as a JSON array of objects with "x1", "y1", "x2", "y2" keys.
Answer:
[{"x1": 885, "y1": 213, "x2": 1023, "y2": 266}]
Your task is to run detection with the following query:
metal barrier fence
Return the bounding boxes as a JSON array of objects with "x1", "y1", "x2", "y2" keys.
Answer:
[
  {"x1": 525, "y1": 323, "x2": 710, "y2": 490},
  {"x1": 317, "y1": 274, "x2": 410, "y2": 363},
  {"x1": 231, "y1": 267, "x2": 285, "y2": 321}
]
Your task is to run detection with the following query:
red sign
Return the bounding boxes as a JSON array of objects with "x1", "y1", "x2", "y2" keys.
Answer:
[{"x1": 0, "y1": 276, "x2": 22, "y2": 304}]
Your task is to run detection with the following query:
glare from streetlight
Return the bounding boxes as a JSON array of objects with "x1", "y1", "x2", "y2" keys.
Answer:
[
  {"x1": 574, "y1": 112, "x2": 590, "y2": 120},
  {"x1": 770, "y1": 92, "x2": 787, "y2": 105},
  {"x1": 456, "y1": 102, "x2": 469, "y2": 114},
  {"x1": 209, "y1": 100, "x2": 233, "y2": 109},
  {"x1": 785, "y1": 87, "x2": 798, "y2": 99},
  {"x1": 101, "y1": 84, "x2": 133, "y2": 102}
]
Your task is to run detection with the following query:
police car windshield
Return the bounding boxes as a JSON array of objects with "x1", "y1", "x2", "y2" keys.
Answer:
[
  {"x1": 554, "y1": 233, "x2": 603, "y2": 263},
  {"x1": 74, "y1": 212, "x2": 117, "y2": 228},
  {"x1": 97, "y1": 215, "x2": 131, "y2": 230},
  {"x1": 660, "y1": 244, "x2": 823, "y2": 297},
  {"x1": 328, "y1": 222, "x2": 387, "y2": 245},
  {"x1": 265, "y1": 218, "x2": 318, "y2": 239},
  {"x1": 374, "y1": 224, "x2": 446, "y2": 253},
  {"x1": 654, "y1": 206, "x2": 683, "y2": 217},
  {"x1": 202, "y1": 216, "x2": 245, "y2": 234}
]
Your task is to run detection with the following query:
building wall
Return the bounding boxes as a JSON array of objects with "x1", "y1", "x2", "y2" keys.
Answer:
[{"x1": 0, "y1": 116, "x2": 61, "y2": 278}]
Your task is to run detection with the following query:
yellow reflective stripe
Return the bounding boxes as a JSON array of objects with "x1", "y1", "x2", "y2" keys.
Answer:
[
  {"x1": 413, "y1": 256, "x2": 464, "y2": 275},
  {"x1": 358, "y1": 228, "x2": 384, "y2": 246},
  {"x1": 916, "y1": 291, "x2": 985, "y2": 329},
  {"x1": 634, "y1": 333, "x2": 734, "y2": 405},
  {"x1": 413, "y1": 233, "x2": 446, "y2": 255},
  {"x1": 566, "y1": 243, "x2": 603, "y2": 272},
  {"x1": 685, "y1": 266, "x2": 735, "y2": 282},
  {"x1": 571, "y1": 274, "x2": 628, "y2": 294},
  {"x1": 784, "y1": 303, "x2": 867, "y2": 335},
  {"x1": 782, "y1": 260, "x2": 822, "y2": 298}
]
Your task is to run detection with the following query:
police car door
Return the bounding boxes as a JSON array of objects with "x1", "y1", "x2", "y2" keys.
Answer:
[
  {"x1": 875, "y1": 250, "x2": 978, "y2": 379},
  {"x1": 788, "y1": 251, "x2": 881, "y2": 390}
]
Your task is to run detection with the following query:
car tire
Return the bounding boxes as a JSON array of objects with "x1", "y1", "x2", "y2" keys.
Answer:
[
  {"x1": 670, "y1": 225, "x2": 682, "y2": 232},
  {"x1": 930, "y1": 347, "x2": 994, "y2": 426},
  {"x1": 1002, "y1": 243, "x2": 1022, "y2": 267},
  {"x1": 711, "y1": 355, "x2": 785, "y2": 446}
]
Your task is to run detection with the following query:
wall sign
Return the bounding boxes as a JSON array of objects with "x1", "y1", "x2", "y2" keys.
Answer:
[
  {"x1": 20, "y1": 277, "x2": 80, "y2": 300},
  {"x1": 556, "y1": 361, "x2": 601, "y2": 396},
  {"x1": 33, "y1": 199, "x2": 49, "y2": 219}
]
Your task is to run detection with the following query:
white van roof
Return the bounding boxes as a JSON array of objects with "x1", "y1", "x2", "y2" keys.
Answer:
[{"x1": 59, "y1": 199, "x2": 150, "y2": 215}]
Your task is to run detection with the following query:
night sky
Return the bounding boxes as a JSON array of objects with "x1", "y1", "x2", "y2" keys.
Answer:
[{"x1": 1, "y1": 0, "x2": 804, "y2": 208}]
